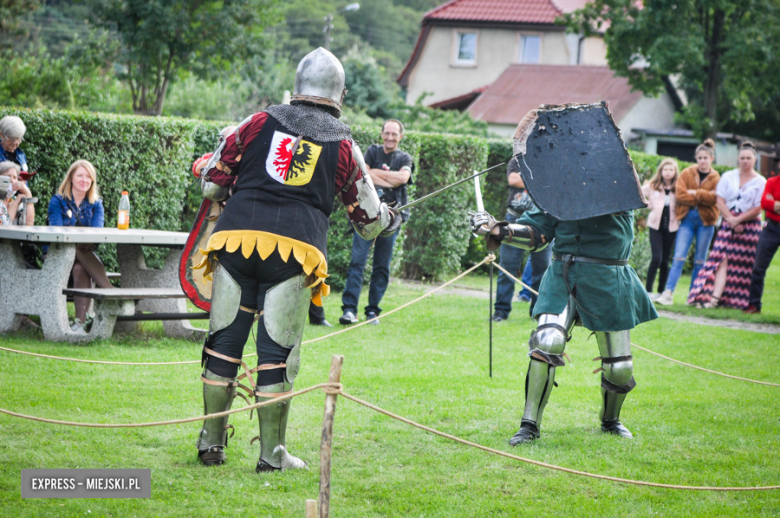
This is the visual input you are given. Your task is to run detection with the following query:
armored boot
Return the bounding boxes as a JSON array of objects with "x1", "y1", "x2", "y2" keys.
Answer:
[
  {"x1": 254, "y1": 381, "x2": 307, "y2": 472},
  {"x1": 197, "y1": 369, "x2": 237, "y2": 465},
  {"x1": 595, "y1": 331, "x2": 635, "y2": 439}
]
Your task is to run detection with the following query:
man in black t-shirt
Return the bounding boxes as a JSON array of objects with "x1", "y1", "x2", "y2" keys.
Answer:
[
  {"x1": 340, "y1": 119, "x2": 414, "y2": 325},
  {"x1": 492, "y1": 157, "x2": 552, "y2": 322}
]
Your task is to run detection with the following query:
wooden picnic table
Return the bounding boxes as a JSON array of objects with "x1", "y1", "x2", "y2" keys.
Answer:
[{"x1": 0, "y1": 226, "x2": 206, "y2": 343}]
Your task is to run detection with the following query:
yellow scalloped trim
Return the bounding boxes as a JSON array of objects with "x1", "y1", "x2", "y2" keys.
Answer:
[{"x1": 193, "y1": 230, "x2": 330, "y2": 305}]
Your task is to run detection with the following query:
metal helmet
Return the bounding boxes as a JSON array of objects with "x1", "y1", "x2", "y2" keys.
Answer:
[{"x1": 291, "y1": 47, "x2": 346, "y2": 116}]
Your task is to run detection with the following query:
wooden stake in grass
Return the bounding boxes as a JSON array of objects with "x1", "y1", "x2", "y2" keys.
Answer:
[
  {"x1": 318, "y1": 355, "x2": 344, "y2": 518},
  {"x1": 305, "y1": 499, "x2": 317, "y2": 518}
]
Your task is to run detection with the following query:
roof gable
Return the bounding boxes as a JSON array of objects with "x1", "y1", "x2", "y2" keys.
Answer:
[
  {"x1": 467, "y1": 64, "x2": 645, "y2": 125},
  {"x1": 423, "y1": 0, "x2": 588, "y2": 25}
]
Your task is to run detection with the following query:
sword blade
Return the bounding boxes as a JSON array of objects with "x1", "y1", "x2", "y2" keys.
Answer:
[
  {"x1": 395, "y1": 162, "x2": 505, "y2": 212},
  {"x1": 474, "y1": 173, "x2": 485, "y2": 212}
]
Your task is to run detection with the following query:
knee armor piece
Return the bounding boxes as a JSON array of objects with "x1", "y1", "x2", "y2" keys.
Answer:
[
  {"x1": 263, "y1": 274, "x2": 310, "y2": 383},
  {"x1": 209, "y1": 262, "x2": 242, "y2": 335},
  {"x1": 528, "y1": 323, "x2": 568, "y2": 366}
]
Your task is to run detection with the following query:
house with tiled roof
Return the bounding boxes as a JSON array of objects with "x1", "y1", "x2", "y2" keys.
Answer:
[
  {"x1": 398, "y1": 0, "x2": 604, "y2": 107},
  {"x1": 398, "y1": 0, "x2": 691, "y2": 155}
]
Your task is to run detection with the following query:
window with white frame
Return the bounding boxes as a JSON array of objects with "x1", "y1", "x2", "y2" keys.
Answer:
[
  {"x1": 518, "y1": 35, "x2": 541, "y2": 64},
  {"x1": 455, "y1": 32, "x2": 477, "y2": 64}
]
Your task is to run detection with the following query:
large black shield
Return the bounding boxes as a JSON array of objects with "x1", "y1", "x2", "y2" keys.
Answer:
[{"x1": 516, "y1": 102, "x2": 646, "y2": 221}]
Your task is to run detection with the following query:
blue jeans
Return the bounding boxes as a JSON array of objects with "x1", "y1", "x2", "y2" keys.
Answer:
[
  {"x1": 518, "y1": 260, "x2": 533, "y2": 299},
  {"x1": 665, "y1": 208, "x2": 716, "y2": 293},
  {"x1": 494, "y1": 213, "x2": 552, "y2": 317},
  {"x1": 341, "y1": 228, "x2": 399, "y2": 316}
]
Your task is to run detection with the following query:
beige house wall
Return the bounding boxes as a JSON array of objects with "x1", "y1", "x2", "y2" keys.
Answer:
[
  {"x1": 405, "y1": 26, "x2": 575, "y2": 106},
  {"x1": 580, "y1": 37, "x2": 608, "y2": 66},
  {"x1": 620, "y1": 94, "x2": 678, "y2": 140}
]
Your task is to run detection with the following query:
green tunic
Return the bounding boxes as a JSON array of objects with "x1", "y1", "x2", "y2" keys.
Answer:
[{"x1": 518, "y1": 207, "x2": 658, "y2": 332}]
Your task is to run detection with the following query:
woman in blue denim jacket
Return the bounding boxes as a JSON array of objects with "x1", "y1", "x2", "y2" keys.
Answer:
[{"x1": 48, "y1": 160, "x2": 113, "y2": 332}]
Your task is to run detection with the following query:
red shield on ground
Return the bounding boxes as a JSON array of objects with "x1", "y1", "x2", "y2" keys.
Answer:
[{"x1": 179, "y1": 199, "x2": 222, "y2": 311}]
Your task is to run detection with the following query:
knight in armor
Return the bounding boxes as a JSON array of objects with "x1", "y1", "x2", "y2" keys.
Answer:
[
  {"x1": 469, "y1": 107, "x2": 657, "y2": 444},
  {"x1": 191, "y1": 48, "x2": 399, "y2": 470}
]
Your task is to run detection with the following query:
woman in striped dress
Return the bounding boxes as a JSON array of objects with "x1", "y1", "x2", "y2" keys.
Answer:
[{"x1": 688, "y1": 142, "x2": 767, "y2": 308}]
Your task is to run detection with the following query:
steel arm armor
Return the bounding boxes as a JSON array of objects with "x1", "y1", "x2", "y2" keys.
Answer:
[
  {"x1": 349, "y1": 143, "x2": 395, "y2": 240},
  {"x1": 500, "y1": 223, "x2": 549, "y2": 252}
]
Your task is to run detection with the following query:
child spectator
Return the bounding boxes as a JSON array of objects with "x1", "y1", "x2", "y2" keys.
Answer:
[
  {"x1": 0, "y1": 161, "x2": 34, "y2": 225},
  {"x1": 642, "y1": 158, "x2": 679, "y2": 299}
]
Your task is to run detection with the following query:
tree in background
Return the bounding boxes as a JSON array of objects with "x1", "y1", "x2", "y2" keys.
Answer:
[
  {"x1": 565, "y1": 0, "x2": 780, "y2": 139},
  {"x1": 0, "y1": 0, "x2": 40, "y2": 47},
  {"x1": 88, "y1": 0, "x2": 281, "y2": 115}
]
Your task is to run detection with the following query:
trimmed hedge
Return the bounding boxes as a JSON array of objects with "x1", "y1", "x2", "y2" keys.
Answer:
[
  {"x1": 0, "y1": 107, "x2": 225, "y2": 272},
  {"x1": 3, "y1": 106, "x2": 721, "y2": 289}
]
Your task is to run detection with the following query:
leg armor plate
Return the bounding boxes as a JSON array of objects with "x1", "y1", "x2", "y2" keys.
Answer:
[
  {"x1": 263, "y1": 274, "x2": 310, "y2": 383},
  {"x1": 197, "y1": 368, "x2": 237, "y2": 465},
  {"x1": 254, "y1": 380, "x2": 307, "y2": 472},
  {"x1": 209, "y1": 262, "x2": 242, "y2": 335},
  {"x1": 510, "y1": 296, "x2": 577, "y2": 445},
  {"x1": 595, "y1": 330, "x2": 635, "y2": 438}
]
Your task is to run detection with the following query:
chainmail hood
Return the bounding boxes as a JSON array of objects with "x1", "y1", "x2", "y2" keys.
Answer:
[{"x1": 265, "y1": 104, "x2": 351, "y2": 142}]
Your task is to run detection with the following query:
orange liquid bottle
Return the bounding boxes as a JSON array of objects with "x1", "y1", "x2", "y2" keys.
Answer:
[{"x1": 117, "y1": 191, "x2": 130, "y2": 230}]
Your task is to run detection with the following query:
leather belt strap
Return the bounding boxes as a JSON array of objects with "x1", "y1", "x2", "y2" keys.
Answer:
[
  {"x1": 237, "y1": 363, "x2": 286, "y2": 381},
  {"x1": 255, "y1": 390, "x2": 293, "y2": 398},
  {"x1": 204, "y1": 347, "x2": 241, "y2": 364},
  {"x1": 200, "y1": 375, "x2": 237, "y2": 387},
  {"x1": 239, "y1": 306, "x2": 263, "y2": 322},
  {"x1": 553, "y1": 254, "x2": 629, "y2": 266}
]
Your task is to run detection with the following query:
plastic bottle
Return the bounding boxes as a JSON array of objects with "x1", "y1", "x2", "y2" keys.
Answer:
[{"x1": 117, "y1": 191, "x2": 130, "y2": 230}]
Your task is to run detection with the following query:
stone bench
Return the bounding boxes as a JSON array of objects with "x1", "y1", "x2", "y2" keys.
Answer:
[{"x1": 62, "y1": 287, "x2": 208, "y2": 340}]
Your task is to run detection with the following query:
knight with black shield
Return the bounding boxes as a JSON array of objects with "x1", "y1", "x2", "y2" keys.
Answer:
[
  {"x1": 469, "y1": 104, "x2": 657, "y2": 444},
  {"x1": 184, "y1": 48, "x2": 400, "y2": 471}
]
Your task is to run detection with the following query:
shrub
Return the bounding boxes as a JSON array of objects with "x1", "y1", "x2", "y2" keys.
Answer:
[{"x1": 3, "y1": 106, "x2": 709, "y2": 290}]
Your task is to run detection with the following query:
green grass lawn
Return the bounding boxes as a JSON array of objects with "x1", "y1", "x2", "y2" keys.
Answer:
[{"x1": 1, "y1": 284, "x2": 779, "y2": 517}]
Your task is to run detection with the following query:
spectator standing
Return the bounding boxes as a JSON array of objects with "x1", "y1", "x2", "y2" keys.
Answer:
[
  {"x1": 688, "y1": 142, "x2": 766, "y2": 308},
  {"x1": 492, "y1": 156, "x2": 552, "y2": 322},
  {"x1": 0, "y1": 116, "x2": 29, "y2": 174},
  {"x1": 744, "y1": 171, "x2": 780, "y2": 314},
  {"x1": 655, "y1": 139, "x2": 720, "y2": 305},
  {"x1": 641, "y1": 158, "x2": 679, "y2": 299},
  {"x1": 48, "y1": 159, "x2": 114, "y2": 333},
  {"x1": 340, "y1": 119, "x2": 413, "y2": 325},
  {"x1": 517, "y1": 260, "x2": 533, "y2": 302}
]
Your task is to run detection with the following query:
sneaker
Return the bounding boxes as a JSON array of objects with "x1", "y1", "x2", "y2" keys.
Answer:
[
  {"x1": 742, "y1": 305, "x2": 761, "y2": 314},
  {"x1": 338, "y1": 310, "x2": 359, "y2": 325},
  {"x1": 366, "y1": 312, "x2": 380, "y2": 325},
  {"x1": 517, "y1": 294, "x2": 531, "y2": 303},
  {"x1": 647, "y1": 292, "x2": 660, "y2": 301},
  {"x1": 70, "y1": 321, "x2": 87, "y2": 334},
  {"x1": 655, "y1": 290, "x2": 673, "y2": 306},
  {"x1": 491, "y1": 313, "x2": 507, "y2": 323}
]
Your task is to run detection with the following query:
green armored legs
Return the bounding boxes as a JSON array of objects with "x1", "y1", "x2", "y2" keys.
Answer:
[
  {"x1": 196, "y1": 368, "x2": 237, "y2": 465},
  {"x1": 254, "y1": 378, "x2": 307, "y2": 472}
]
